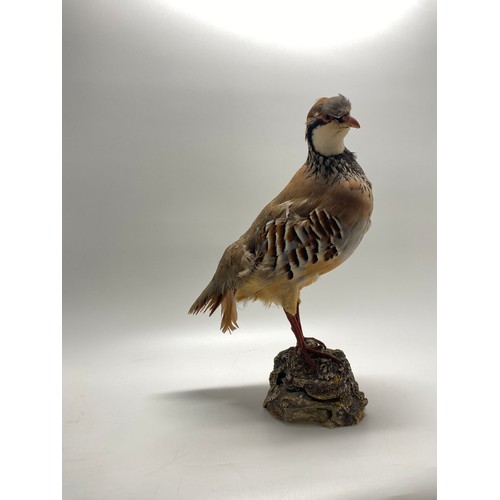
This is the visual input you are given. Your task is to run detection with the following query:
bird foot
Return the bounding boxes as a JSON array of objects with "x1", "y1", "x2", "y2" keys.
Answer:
[
  {"x1": 297, "y1": 344, "x2": 342, "y2": 371},
  {"x1": 303, "y1": 337, "x2": 327, "y2": 350}
]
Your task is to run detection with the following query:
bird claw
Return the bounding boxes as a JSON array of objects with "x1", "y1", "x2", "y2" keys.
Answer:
[
  {"x1": 303, "y1": 337, "x2": 327, "y2": 350},
  {"x1": 298, "y1": 344, "x2": 342, "y2": 371}
]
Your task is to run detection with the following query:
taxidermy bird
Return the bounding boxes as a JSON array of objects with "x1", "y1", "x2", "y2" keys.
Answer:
[{"x1": 189, "y1": 95, "x2": 373, "y2": 367}]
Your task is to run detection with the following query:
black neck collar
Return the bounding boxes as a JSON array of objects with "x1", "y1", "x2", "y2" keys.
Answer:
[{"x1": 305, "y1": 146, "x2": 369, "y2": 186}]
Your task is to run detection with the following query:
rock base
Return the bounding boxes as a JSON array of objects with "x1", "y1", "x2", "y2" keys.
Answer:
[{"x1": 263, "y1": 346, "x2": 368, "y2": 428}]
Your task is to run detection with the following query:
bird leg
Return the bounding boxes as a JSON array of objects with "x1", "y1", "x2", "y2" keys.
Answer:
[
  {"x1": 285, "y1": 310, "x2": 315, "y2": 368},
  {"x1": 295, "y1": 306, "x2": 327, "y2": 350},
  {"x1": 284, "y1": 308, "x2": 341, "y2": 369}
]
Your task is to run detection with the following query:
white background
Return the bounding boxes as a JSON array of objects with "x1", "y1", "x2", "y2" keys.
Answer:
[{"x1": 62, "y1": 0, "x2": 437, "y2": 498}]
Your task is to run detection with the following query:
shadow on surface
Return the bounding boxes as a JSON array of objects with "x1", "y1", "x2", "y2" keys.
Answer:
[
  {"x1": 151, "y1": 384, "x2": 270, "y2": 426},
  {"x1": 153, "y1": 384, "x2": 269, "y2": 411},
  {"x1": 151, "y1": 373, "x2": 435, "y2": 432}
]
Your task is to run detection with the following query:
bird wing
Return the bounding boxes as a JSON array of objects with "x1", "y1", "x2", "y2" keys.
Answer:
[{"x1": 258, "y1": 207, "x2": 343, "y2": 278}]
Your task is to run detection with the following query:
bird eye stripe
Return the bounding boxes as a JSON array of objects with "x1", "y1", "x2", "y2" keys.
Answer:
[{"x1": 317, "y1": 112, "x2": 346, "y2": 122}]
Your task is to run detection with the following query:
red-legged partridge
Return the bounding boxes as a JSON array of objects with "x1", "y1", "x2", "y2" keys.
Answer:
[{"x1": 189, "y1": 95, "x2": 373, "y2": 367}]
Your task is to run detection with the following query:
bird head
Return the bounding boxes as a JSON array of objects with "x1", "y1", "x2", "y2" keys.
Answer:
[{"x1": 305, "y1": 94, "x2": 360, "y2": 156}]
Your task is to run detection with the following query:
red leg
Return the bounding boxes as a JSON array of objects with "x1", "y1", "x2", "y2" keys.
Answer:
[
  {"x1": 296, "y1": 304, "x2": 327, "y2": 349},
  {"x1": 284, "y1": 307, "x2": 341, "y2": 369},
  {"x1": 285, "y1": 310, "x2": 315, "y2": 368}
]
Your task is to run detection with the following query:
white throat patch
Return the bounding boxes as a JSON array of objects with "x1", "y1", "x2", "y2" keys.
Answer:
[{"x1": 311, "y1": 123, "x2": 350, "y2": 156}]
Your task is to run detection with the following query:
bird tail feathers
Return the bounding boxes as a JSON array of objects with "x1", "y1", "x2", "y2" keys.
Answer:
[{"x1": 188, "y1": 284, "x2": 238, "y2": 333}]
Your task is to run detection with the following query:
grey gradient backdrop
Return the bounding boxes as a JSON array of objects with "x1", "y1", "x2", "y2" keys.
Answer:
[{"x1": 63, "y1": 1, "x2": 436, "y2": 498}]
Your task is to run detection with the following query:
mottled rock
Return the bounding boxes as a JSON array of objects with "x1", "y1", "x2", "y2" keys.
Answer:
[{"x1": 263, "y1": 346, "x2": 368, "y2": 428}]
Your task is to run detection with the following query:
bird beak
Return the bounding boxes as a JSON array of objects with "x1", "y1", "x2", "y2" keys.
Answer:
[{"x1": 345, "y1": 115, "x2": 360, "y2": 128}]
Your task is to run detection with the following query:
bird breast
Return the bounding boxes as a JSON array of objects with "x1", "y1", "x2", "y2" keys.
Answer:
[{"x1": 233, "y1": 161, "x2": 372, "y2": 309}]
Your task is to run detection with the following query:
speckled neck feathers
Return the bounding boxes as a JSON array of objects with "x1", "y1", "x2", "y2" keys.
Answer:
[{"x1": 306, "y1": 147, "x2": 371, "y2": 190}]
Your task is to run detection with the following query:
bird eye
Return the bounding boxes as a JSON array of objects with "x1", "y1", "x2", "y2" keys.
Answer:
[{"x1": 322, "y1": 114, "x2": 333, "y2": 122}]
